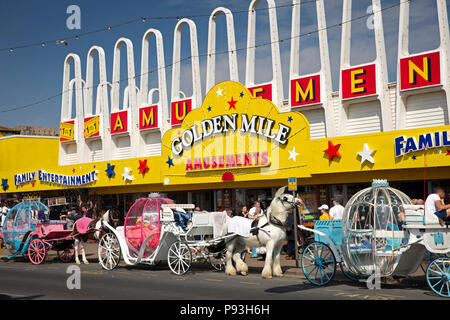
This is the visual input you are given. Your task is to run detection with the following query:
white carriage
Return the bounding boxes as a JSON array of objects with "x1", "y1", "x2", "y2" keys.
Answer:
[
  {"x1": 98, "y1": 195, "x2": 232, "y2": 275},
  {"x1": 299, "y1": 180, "x2": 450, "y2": 298}
]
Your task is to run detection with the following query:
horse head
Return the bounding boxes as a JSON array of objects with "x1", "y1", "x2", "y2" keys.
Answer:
[
  {"x1": 102, "y1": 207, "x2": 121, "y2": 228},
  {"x1": 267, "y1": 186, "x2": 301, "y2": 227}
]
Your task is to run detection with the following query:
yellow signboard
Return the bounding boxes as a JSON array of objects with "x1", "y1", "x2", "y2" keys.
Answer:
[
  {"x1": 84, "y1": 116, "x2": 100, "y2": 138},
  {"x1": 161, "y1": 81, "x2": 312, "y2": 186},
  {"x1": 59, "y1": 121, "x2": 75, "y2": 141}
]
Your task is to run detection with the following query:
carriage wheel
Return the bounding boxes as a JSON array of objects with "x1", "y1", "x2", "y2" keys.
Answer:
[
  {"x1": 28, "y1": 239, "x2": 46, "y2": 265},
  {"x1": 209, "y1": 249, "x2": 226, "y2": 271},
  {"x1": 58, "y1": 247, "x2": 75, "y2": 263},
  {"x1": 302, "y1": 242, "x2": 336, "y2": 286},
  {"x1": 98, "y1": 233, "x2": 121, "y2": 270},
  {"x1": 168, "y1": 241, "x2": 192, "y2": 275},
  {"x1": 426, "y1": 258, "x2": 450, "y2": 298}
]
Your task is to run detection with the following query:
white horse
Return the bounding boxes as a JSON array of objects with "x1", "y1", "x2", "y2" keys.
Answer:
[{"x1": 223, "y1": 186, "x2": 301, "y2": 279}]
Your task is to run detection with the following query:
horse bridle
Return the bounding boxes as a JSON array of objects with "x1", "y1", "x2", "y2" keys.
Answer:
[
  {"x1": 266, "y1": 194, "x2": 299, "y2": 227},
  {"x1": 251, "y1": 194, "x2": 299, "y2": 238}
]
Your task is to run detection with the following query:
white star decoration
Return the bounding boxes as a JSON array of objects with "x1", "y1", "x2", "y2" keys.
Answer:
[
  {"x1": 216, "y1": 87, "x2": 223, "y2": 97},
  {"x1": 288, "y1": 147, "x2": 299, "y2": 162},
  {"x1": 122, "y1": 167, "x2": 134, "y2": 182},
  {"x1": 357, "y1": 143, "x2": 375, "y2": 165}
]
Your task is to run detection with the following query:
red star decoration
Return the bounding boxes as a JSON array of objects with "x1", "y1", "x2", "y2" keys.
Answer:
[
  {"x1": 227, "y1": 97, "x2": 238, "y2": 110},
  {"x1": 446, "y1": 149, "x2": 450, "y2": 156},
  {"x1": 32, "y1": 183, "x2": 35, "y2": 187},
  {"x1": 323, "y1": 140, "x2": 341, "y2": 162},
  {"x1": 138, "y1": 159, "x2": 149, "y2": 176},
  {"x1": 72, "y1": 168, "x2": 76, "y2": 173}
]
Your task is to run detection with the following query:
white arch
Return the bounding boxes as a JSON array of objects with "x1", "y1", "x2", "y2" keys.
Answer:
[
  {"x1": 59, "y1": 53, "x2": 85, "y2": 165},
  {"x1": 245, "y1": 0, "x2": 284, "y2": 110},
  {"x1": 61, "y1": 54, "x2": 84, "y2": 123},
  {"x1": 171, "y1": 18, "x2": 202, "y2": 109},
  {"x1": 140, "y1": 28, "x2": 168, "y2": 132},
  {"x1": 338, "y1": 0, "x2": 392, "y2": 135},
  {"x1": 206, "y1": 7, "x2": 239, "y2": 93},
  {"x1": 111, "y1": 38, "x2": 137, "y2": 113},
  {"x1": 289, "y1": 0, "x2": 335, "y2": 137},
  {"x1": 110, "y1": 38, "x2": 138, "y2": 159},
  {"x1": 85, "y1": 46, "x2": 109, "y2": 117}
]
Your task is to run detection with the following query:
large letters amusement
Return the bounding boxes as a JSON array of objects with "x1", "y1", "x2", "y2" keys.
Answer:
[{"x1": 161, "y1": 81, "x2": 311, "y2": 183}]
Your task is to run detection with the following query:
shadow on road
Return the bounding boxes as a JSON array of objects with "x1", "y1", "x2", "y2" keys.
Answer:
[
  {"x1": 265, "y1": 279, "x2": 346, "y2": 294},
  {"x1": 0, "y1": 294, "x2": 44, "y2": 300}
]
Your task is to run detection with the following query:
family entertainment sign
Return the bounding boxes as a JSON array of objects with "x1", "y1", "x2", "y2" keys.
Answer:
[{"x1": 14, "y1": 170, "x2": 98, "y2": 186}]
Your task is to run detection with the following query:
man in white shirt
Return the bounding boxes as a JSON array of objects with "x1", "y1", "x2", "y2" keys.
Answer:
[
  {"x1": 0, "y1": 202, "x2": 8, "y2": 227},
  {"x1": 248, "y1": 201, "x2": 262, "y2": 220},
  {"x1": 425, "y1": 187, "x2": 450, "y2": 226},
  {"x1": 329, "y1": 199, "x2": 345, "y2": 220}
]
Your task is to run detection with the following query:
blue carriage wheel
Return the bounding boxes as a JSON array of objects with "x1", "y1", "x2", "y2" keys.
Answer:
[
  {"x1": 426, "y1": 258, "x2": 450, "y2": 298},
  {"x1": 302, "y1": 242, "x2": 336, "y2": 286}
]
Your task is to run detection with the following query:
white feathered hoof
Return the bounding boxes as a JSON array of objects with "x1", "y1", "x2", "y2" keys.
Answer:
[
  {"x1": 261, "y1": 267, "x2": 272, "y2": 279},
  {"x1": 273, "y1": 272, "x2": 284, "y2": 277},
  {"x1": 83, "y1": 260, "x2": 90, "y2": 265},
  {"x1": 237, "y1": 262, "x2": 249, "y2": 276},
  {"x1": 225, "y1": 265, "x2": 237, "y2": 276},
  {"x1": 273, "y1": 267, "x2": 283, "y2": 277}
]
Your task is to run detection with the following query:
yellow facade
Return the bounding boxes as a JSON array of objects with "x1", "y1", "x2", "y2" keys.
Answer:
[{"x1": 0, "y1": 81, "x2": 449, "y2": 195}]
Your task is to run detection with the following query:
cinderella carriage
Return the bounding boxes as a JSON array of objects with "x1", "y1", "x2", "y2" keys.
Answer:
[
  {"x1": 1, "y1": 200, "x2": 74, "y2": 264},
  {"x1": 98, "y1": 194, "x2": 233, "y2": 275},
  {"x1": 300, "y1": 180, "x2": 450, "y2": 297}
]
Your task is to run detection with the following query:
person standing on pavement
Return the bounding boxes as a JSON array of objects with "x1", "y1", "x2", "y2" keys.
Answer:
[
  {"x1": 285, "y1": 210, "x2": 300, "y2": 260},
  {"x1": 1, "y1": 202, "x2": 9, "y2": 216},
  {"x1": 318, "y1": 204, "x2": 332, "y2": 220},
  {"x1": 329, "y1": 199, "x2": 345, "y2": 220},
  {"x1": 0, "y1": 202, "x2": 7, "y2": 228},
  {"x1": 81, "y1": 204, "x2": 91, "y2": 218}
]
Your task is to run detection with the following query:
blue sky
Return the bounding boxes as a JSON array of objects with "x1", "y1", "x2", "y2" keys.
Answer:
[{"x1": 0, "y1": 0, "x2": 447, "y2": 128}]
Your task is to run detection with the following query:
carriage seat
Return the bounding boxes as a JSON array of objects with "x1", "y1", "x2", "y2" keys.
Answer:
[
  {"x1": 160, "y1": 207, "x2": 175, "y2": 222},
  {"x1": 186, "y1": 212, "x2": 214, "y2": 237},
  {"x1": 403, "y1": 204, "x2": 442, "y2": 227}
]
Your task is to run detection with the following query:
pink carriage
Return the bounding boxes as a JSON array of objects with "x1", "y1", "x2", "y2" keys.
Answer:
[
  {"x1": 98, "y1": 194, "x2": 231, "y2": 274},
  {"x1": 2, "y1": 200, "x2": 75, "y2": 264}
]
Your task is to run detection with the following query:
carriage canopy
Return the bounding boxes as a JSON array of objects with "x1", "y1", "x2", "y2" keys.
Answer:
[
  {"x1": 124, "y1": 196, "x2": 174, "y2": 258},
  {"x1": 2, "y1": 200, "x2": 49, "y2": 255}
]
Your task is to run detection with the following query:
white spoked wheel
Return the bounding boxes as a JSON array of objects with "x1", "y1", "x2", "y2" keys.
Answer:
[
  {"x1": 98, "y1": 233, "x2": 121, "y2": 270},
  {"x1": 209, "y1": 249, "x2": 227, "y2": 271},
  {"x1": 168, "y1": 241, "x2": 192, "y2": 275}
]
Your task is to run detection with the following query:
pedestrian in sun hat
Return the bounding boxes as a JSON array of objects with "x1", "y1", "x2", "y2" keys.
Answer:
[{"x1": 318, "y1": 204, "x2": 332, "y2": 220}]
